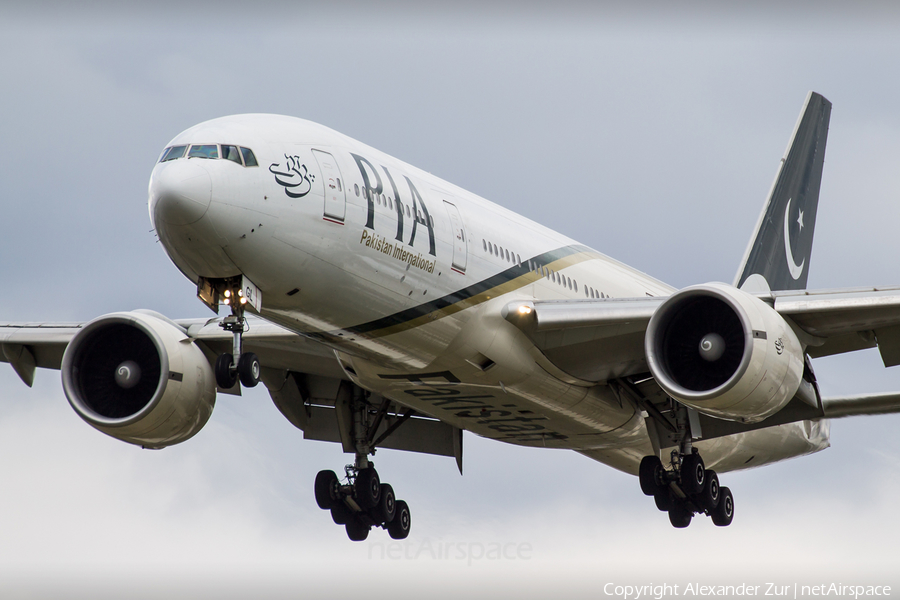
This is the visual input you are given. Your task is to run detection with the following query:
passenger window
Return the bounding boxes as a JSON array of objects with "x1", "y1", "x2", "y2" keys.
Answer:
[
  {"x1": 355, "y1": 184, "x2": 360, "y2": 197},
  {"x1": 160, "y1": 145, "x2": 187, "y2": 162},
  {"x1": 406, "y1": 206, "x2": 411, "y2": 217},
  {"x1": 240, "y1": 147, "x2": 258, "y2": 167},
  {"x1": 483, "y1": 240, "x2": 487, "y2": 251},
  {"x1": 188, "y1": 144, "x2": 218, "y2": 159},
  {"x1": 505, "y1": 249, "x2": 510, "y2": 262}
]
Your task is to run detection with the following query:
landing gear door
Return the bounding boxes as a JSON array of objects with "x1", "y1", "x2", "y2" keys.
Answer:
[
  {"x1": 443, "y1": 200, "x2": 467, "y2": 274},
  {"x1": 312, "y1": 149, "x2": 346, "y2": 222}
]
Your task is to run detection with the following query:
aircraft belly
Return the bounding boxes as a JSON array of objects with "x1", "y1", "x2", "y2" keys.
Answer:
[
  {"x1": 358, "y1": 377, "x2": 647, "y2": 451},
  {"x1": 339, "y1": 298, "x2": 648, "y2": 451},
  {"x1": 696, "y1": 419, "x2": 831, "y2": 473},
  {"x1": 574, "y1": 419, "x2": 831, "y2": 476}
]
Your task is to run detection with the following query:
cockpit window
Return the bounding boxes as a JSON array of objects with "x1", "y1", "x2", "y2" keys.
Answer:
[
  {"x1": 188, "y1": 144, "x2": 219, "y2": 159},
  {"x1": 158, "y1": 143, "x2": 256, "y2": 166},
  {"x1": 159, "y1": 145, "x2": 187, "y2": 162},
  {"x1": 240, "y1": 147, "x2": 258, "y2": 167},
  {"x1": 221, "y1": 145, "x2": 242, "y2": 165}
]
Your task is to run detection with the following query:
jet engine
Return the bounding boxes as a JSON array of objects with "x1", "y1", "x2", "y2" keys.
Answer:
[
  {"x1": 61, "y1": 311, "x2": 216, "y2": 448},
  {"x1": 645, "y1": 283, "x2": 804, "y2": 423}
]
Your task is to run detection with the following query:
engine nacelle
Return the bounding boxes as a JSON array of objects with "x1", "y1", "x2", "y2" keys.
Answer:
[
  {"x1": 61, "y1": 311, "x2": 216, "y2": 448},
  {"x1": 645, "y1": 283, "x2": 804, "y2": 423}
]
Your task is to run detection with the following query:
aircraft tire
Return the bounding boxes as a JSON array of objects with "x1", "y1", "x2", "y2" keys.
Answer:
[
  {"x1": 315, "y1": 470, "x2": 339, "y2": 509},
  {"x1": 332, "y1": 503, "x2": 352, "y2": 525},
  {"x1": 237, "y1": 352, "x2": 261, "y2": 388},
  {"x1": 668, "y1": 504, "x2": 693, "y2": 528},
  {"x1": 696, "y1": 469, "x2": 720, "y2": 511},
  {"x1": 711, "y1": 486, "x2": 734, "y2": 526},
  {"x1": 639, "y1": 456, "x2": 665, "y2": 496},
  {"x1": 214, "y1": 353, "x2": 238, "y2": 389},
  {"x1": 346, "y1": 518, "x2": 370, "y2": 542},
  {"x1": 355, "y1": 467, "x2": 381, "y2": 509},
  {"x1": 655, "y1": 490, "x2": 675, "y2": 512},
  {"x1": 388, "y1": 500, "x2": 411, "y2": 540},
  {"x1": 371, "y1": 483, "x2": 396, "y2": 524},
  {"x1": 680, "y1": 453, "x2": 705, "y2": 495}
]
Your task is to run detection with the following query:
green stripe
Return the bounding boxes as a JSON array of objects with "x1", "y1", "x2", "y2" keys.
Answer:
[{"x1": 342, "y1": 244, "x2": 596, "y2": 338}]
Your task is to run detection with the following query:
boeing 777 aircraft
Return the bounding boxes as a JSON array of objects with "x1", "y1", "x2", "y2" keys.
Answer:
[{"x1": 3, "y1": 92, "x2": 900, "y2": 539}]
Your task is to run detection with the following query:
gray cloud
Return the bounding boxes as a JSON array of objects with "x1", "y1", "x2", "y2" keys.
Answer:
[{"x1": 2, "y1": 4, "x2": 900, "y2": 597}]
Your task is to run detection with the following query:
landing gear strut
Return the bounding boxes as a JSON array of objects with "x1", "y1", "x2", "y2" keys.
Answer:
[
  {"x1": 214, "y1": 285, "x2": 260, "y2": 390},
  {"x1": 638, "y1": 405, "x2": 734, "y2": 528},
  {"x1": 313, "y1": 389, "x2": 413, "y2": 541}
]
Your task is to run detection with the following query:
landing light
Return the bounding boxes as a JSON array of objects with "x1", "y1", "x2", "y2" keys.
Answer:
[
  {"x1": 518, "y1": 305, "x2": 533, "y2": 315},
  {"x1": 224, "y1": 290, "x2": 232, "y2": 298}
]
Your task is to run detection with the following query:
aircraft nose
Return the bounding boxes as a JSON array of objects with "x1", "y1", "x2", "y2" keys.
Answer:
[{"x1": 149, "y1": 161, "x2": 212, "y2": 226}]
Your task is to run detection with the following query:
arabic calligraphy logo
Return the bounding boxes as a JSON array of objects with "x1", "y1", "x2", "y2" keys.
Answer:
[
  {"x1": 269, "y1": 155, "x2": 316, "y2": 198},
  {"x1": 774, "y1": 338, "x2": 784, "y2": 355}
]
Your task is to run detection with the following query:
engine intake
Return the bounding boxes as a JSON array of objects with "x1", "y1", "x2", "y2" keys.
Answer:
[
  {"x1": 62, "y1": 311, "x2": 216, "y2": 448},
  {"x1": 645, "y1": 283, "x2": 804, "y2": 423}
]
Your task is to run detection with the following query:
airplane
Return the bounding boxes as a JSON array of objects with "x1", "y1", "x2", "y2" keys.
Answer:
[{"x1": 3, "y1": 91, "x2": 900, "y2": 541}]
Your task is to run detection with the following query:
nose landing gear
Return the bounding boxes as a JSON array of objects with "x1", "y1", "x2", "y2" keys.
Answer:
[{"x1": 213, "y1": 284, "x2": 260, "y2": 390}]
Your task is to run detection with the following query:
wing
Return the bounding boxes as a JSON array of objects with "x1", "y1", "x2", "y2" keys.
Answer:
[
  {"x1": 771, "y1": 286, "x2": 900, "y2": 363},
  {"x1": 0, "y1": 313, "x2": 462, "y2": 465},
  {"x1": 503, "y1": 286, "x2": 900, "y2": 427}
]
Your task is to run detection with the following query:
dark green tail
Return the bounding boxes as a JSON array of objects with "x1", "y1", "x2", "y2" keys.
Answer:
[{"x1": 735, "y1": 92, "x2": 832, "y2": 293}]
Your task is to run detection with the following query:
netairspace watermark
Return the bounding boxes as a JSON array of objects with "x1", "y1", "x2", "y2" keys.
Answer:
[
  {"x1": 368, "y1": 538, "x2": 532, "y2": 566},
  {"x1": 603, "y1": 582, "x2": 893, "y2": 600}
]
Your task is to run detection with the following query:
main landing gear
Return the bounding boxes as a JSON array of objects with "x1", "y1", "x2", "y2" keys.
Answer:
[
  {"x1": 313, "y1": 387, "x2": 414, "y2": 541},
  {"x1": 639, "y1": 449, "x2": 734, "y2": 528},
  {"x1": 315, "y1": 460, "x2": 411, "y2": 542},
  {"x1": 214, "y1": 286, "x2": 260, "y2": 390}
]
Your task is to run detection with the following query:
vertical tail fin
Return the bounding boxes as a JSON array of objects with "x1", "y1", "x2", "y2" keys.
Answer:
[{"x1": 735, "y1": 91, "x2": 832, "y2": 293}]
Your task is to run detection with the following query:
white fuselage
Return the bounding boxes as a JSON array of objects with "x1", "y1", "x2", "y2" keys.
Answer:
[{"x1": 149, "y1": 114, "x2": 829, "y2": 475}]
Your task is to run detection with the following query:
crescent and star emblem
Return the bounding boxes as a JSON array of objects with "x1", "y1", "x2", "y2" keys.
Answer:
[{"x1": 783, "y1": 198, "x2": 805, "y2": 280}]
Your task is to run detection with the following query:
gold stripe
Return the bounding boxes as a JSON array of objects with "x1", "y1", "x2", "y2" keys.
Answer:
[{"x1": 364, "y1": 250, "x2": 598, "y2": 339}]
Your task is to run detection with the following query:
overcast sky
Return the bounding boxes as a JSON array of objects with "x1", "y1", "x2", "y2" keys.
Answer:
[{"x1": 3, "y1": 3, "x2": 900, "y2": 599}]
